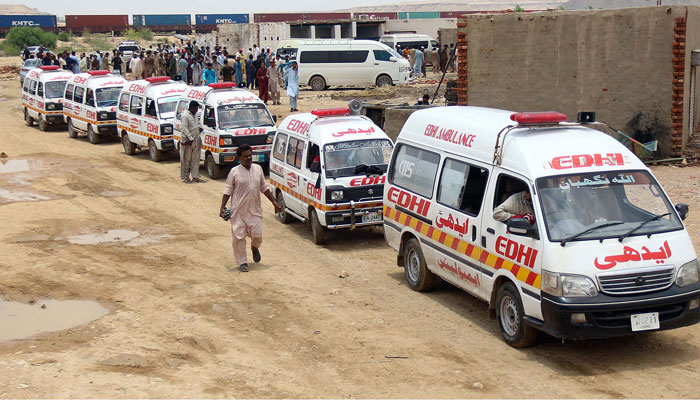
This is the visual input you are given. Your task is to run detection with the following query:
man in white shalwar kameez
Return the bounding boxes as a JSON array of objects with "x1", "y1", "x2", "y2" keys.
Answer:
[{"x1": 220, "y1": 144, "x2": 281, "y2": 272}]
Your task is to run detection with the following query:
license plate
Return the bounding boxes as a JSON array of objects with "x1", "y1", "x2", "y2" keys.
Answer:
[
  {"x1": 362, "y1": 212, "x2": 382, "y2": 223},
  {"x1": 630, "y1": 312, "x2": 660, "y2": 332}
]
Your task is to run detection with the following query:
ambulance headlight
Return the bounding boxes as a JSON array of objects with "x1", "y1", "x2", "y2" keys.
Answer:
[
  {"x1": 98, "y1": 112, "x2": 109, "y2": 120},
  {"x1": 266, "y1": 132, "x2": 276, "y2": 144},
  {"x1": 331, "y1": 190, "x2": 344, "y2": 201},
  {"x1": 677, "y1": 259, "x2": 700, "y2": 287},
  {"x1": 46, "y1": 103, "x2": 56, "y2": 110},
  {"x1": 542, "y1": 270, "x2": 598, "y2": 298},
  {"x1": 399, "y1": 67, "x2": 410, "y2": 72},
  {"x1": 222, "y1": 137, "x2": 233, "y2": 146},
  {"x1": 160, "y1": 124, "x2": 173, "y2": 135}
]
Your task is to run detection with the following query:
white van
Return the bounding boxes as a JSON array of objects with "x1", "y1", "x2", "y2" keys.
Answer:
[
  {"x1": 173, "y1": 82, "x2": 277, "y2": 178},
  {"x1": 384, "y1": 106, "x2": 700, "y2": 347},
  {"x1": 296, "y1": 40, "x2": 411, "y2": 90},
  {"x1": 270, "y1": 107, "x2": 394, "y2": 244},
  {"x1": 63, "y1": 71, "x2": 127, "y2": 144},
  {"x1": 379, "y1": 34, "x2": 439, "y2": 50},
  {"x1": 21, "y1": 65, "x2": 73, "y2": 131},
  {"x1": 117, "y1": 76, "x2": 188, "y2": 161}
]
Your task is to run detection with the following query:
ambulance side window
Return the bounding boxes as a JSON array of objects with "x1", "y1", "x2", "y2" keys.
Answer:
[
  {"x1": 130, "y1": 96, "x2": 144, "y2": 115},
  {"x1": 273, "y1": 133, "x2": 288, "y2": 161},
  {"x1": 64, "y1": 84, "x2": 74, "y2": 101},
  {"x1": 493, "y1": 175, "x2": 529, "y2": 210},
  {"x1": 37, "y1": 82, "x2": 43, "y2": 97},
  {"x1": 85, "y1": 89, "x2": 95, "y2": 107},
  {"x1": 437, "y1": 158, "x2": 489, "y2": 216},
  {"x1": 389, "y1": 143, "x2": 440, "y2": 199},
  {"x1": 74, "y1": 86, "x2": 85, "y2": 104},
  {"x1": 306, "y1": 143, "x2": 320, "y2": 169},
  {"x1": 286, "y1": 137, "x2": 304, "y2": 169},
  {"x1": 29, "y1": 80, "x2": 38, "y2": 95},
  {"x1": 23, "y1": 79, "x2": 30, "y2": 93},
  {"x1": 118, "y1": 93, "x2": 130, "y2": 112},
  {"x1": 145, "y1": 98, "x2": 157, "y2": 117},
  {"x1": 175, "y1": 100, "x2": 188, "y2": 120}
]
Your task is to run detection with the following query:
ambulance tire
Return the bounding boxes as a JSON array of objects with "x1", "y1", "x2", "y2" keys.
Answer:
[
  {"x1": 276, "y1": 191, "x2": 292, "y2": 224},
  {"x1": 24, "y1": 109, "x2": 33, "y2": 126},
  {"x1": 495, "y1": 282, "x2": 538, "y2": 348},
  {"x1": 310, "y1": 209, "x2": 326, "y2": 245},
  {"x1": 148, "y1": 140, "x2": 163, "y2": 162},
  {"x1": 403, "y1": 238, "x2": 435, "y2": 291},
  {"x1": 206, "y1": 153, "x2": 221, "y2": 179},
  {"x1": 122, "y1": 133, "x2": 136, "y2": 155},
  {"x1": 87, "y1": 125, "x2": 100, "y2": 144},
  {"x1": 309, "y1": 75, "x2": 326, "y2": 91},
  {"x1": 376, "y1": 74, "x2": 393, "y2": 87},
  {"x1": 67, "y1": 120, "x2": 78, "y2": 138},
  {"x1": 38, "y1": 116, "x2": 48, "y2": 131}
]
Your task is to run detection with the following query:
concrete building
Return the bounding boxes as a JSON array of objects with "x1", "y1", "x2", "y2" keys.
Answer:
[
  {"x1": 456, "y1": 6, "x2": 700, "y2": 157},
  {"x1": 288, "y1": 19, "x2": 385, "y2": 40},
  {"x1": 385, "y1": 18, "x2": 457, "y2": 40}
]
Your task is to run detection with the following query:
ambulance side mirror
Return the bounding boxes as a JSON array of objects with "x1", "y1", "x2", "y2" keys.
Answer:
[
  {"x1": 507, "y1": 218, "x2": 538, "y2": 239},
  {"x1": 676, "y1": 203, "x2": 689, "y2": 221},
  {"x1": 310, "y1": 161, "x2": 321, "y2": 174},
  {"x1": 389, "y1": 56, "x2": 397, "y2": 62}
]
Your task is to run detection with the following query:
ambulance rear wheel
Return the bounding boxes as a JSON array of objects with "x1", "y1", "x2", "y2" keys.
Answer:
[
  {"x1": 148, "y1": 140, "x2": 163, "y2": 162},
  {"x1": 67, "y1": 120, "x2": 78, "y2": 138},
  {"x1": 310, "y1": 209, "x2": 326, "y2": 245},
  {"x1": 24, "y1": 109, "x2": 33, "y2": 126},
  {"x1": 87, "y1": 125, "x2": 100, "y2": 144},
  {"x1": 38, "y1": 116, "x2": 47, "y2": 131},
  {"x1": 403, "y1": 238, "x2": 435, "y2": 291},
  {"x1": 309, "y1": 75, "x2": 326, "y2": 91},
  {"x1": 276, "y1": 191, "x2": 292, "y2": 224},
  {"x1": 206, "y1": 153, "x2": 220, "y2": 179},
  {"x1": 495, "y1": 282, "x2": 538, "y2": 348},
  {"x1": 122, "y1": 134, "x2": 135, "y2": 155}
]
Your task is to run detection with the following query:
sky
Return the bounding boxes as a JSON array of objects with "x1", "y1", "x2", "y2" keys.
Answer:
[{"x1": 16, "y1": 0, "x2": 403, "y2": 16}]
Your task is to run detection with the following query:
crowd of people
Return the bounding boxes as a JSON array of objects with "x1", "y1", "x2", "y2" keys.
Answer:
[
  {"x1": 24, "y1": 41, "x2": 302, "y2": 111},
  {"x1": 395, "y1": 43, "x2": 457, "y2": 79}
]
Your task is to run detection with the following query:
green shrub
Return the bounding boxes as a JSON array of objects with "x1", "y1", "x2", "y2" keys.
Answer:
[
  {"x1": 514, "y1": 4, "x2": 525, "y2": 12},
  {"x1": 138, "y1": 28, "x2": 153, "y2": 41},
  {"x1": 123, "y1": 28, "x2": 139, "y2": 42},
  {"x1": 57, "y1": 31, "x2": 73, "y2": 42},
  {"x1": 2, "y1": 26, "x2": 57, "y2": 50}
]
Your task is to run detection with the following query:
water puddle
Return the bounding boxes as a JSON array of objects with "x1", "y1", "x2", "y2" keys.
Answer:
[
  {"x1": 0, "y1": 159, "x2": 43, "y2": 174},
  {"x1": 0, "y1": 188, "x2": 50, "y2": 202},
  {"x1": 0, "y1": 299, "x2": 109, "y2": 342},
  {"x1": 67, "y1": 230, "x2": 140, "y2": 245}
]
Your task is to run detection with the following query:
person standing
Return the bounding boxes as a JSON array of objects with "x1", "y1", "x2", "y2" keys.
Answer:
[
  {"x1": 168, "y1": 53, "x2": 178, "y2": 80},
  {"x1": 440, "y1": 44, "x2": 448, "y2": 73},
  {"x1": 101, "y1": 53, "x2": 110, "y2": 71},
  {"x1": 130, "y1": 54, "x2": 143, "y2": 79},
  {"x1": 143, "y1": 51, "x2": 155, "y2": 77},
  {"x1": 245, "y1": 55, "x2": 256, "y2": 89},
  {"x1": 191, "y1": 57, "x2": 203, "y2": 86},
  {"x1": 268, "y1": 59, "x2": 281, "y2": 105},
  {"x1": 69, "y1": 51, "x2": 80, "y2": 74},
  {"x1": 202, "y1": 62, "x2": 217, "y2": 85},
  {"x1": 233, "y1": 57, "x2": 243, "y2": 87},
  {"x1": 219, "y1": 144, "x2": 282, "y2": 272},
  {"x1": 284, "y1": 61, "x2": 300, "y2": 112},
  {"x1": 221, "y1": 59, "x2": 234, "y2": 83},
  {"x1": 112, "y1": 52, "x2": 123, "y2": 75},
  {"x1": 413, "y1": 47, "x2": 424, "y2": 79},
  {"x1": 90, "y1": 55, "x2": 100, "y2": 70},
  {"x1": 156, "y1": 52, "x2": 167, "y2": 77},
  {"x1": 178, "y1": 55, "x2": 188, "y2": 82},
  {"x1": 256, "y1": 62, "x2": 270, "y2": 104},
  {"x1": 79, "y1": 53, "x2": 88, "y2": 72},
  {"x1": 180, "y1": 101, "x2": 205, "y2": 184}
]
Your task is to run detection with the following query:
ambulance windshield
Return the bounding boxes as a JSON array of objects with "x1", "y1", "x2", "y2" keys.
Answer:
[
  {"x1": 96, "y1": 87, "x2": 121, "y2": 107},
  {"x1": 536, "y1": 170, "x2": 683, "y2": 242},
  {"x1": 44, "y1": 81, "x2": 66, "y2": 99},
  {"x1": 324, "y1": 139, "x2": 393, "y2": 178},
  {"x1": 217, "y1": 104, "x2": 274, "y2": 130},
  {"x1": 157, "y1": 96, "x2": 179, "y2": 117}
]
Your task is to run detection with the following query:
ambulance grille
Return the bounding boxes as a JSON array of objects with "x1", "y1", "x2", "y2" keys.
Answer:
[
  {"x1": 596, "y1": 266, "x2": 675, "y2": 295},
  {"x1": 231, "y1": 135, "x2": 269, "y2": 146}
]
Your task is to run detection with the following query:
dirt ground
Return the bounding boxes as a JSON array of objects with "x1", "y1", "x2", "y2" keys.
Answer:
[{"x1": 2, "y1": 56, "x2": 700, "y2": 399}]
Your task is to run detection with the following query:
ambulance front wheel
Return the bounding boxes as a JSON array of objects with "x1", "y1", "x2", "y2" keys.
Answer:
[
  {"x1": 67, "y1": 120, "x2": 78, "y2": 138},
  {"x1": 276, "y1": 191, "x2": 292, "y2": 224},
  {"x1": 376, "y1": 74, "x2": 393, "y2": 87},
  {"x1": 24, "y1": 109, "x2": 33, "y2": 126},
  {"x1": 403, "y1": 238, "x2": 435, "y2": 291},
  {"x1": 87, "y1": 125, "x2": 101, "y2": 144},
  {"x1": 122, "y1": 133, "x2": 135, "y2": 155},
  {"x1": 310, "y1": 209, "x2": 326, "y2": 244},
  {"x1": 206, "y1": 153, "x2": 221, "y2": 179},
  {"x1": 148, "y1": 140, "x2": 163, "y2": 162},
  {"x1": 495, "y1": 282, "x2": 538, "y2": 348},
  {"x1": 38, "y1": 116, "x2": 47, "y2": 131},
  {"x1": 309, "y1": 75, "x2": 326, "y2": 91}
]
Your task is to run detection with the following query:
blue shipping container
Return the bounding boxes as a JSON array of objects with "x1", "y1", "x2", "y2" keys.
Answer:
[
  {"x1": 133, "y1": 14, "x2": 191, "y2": 27},
  {"x1": 195, "y1": 14, "x2": 249, "y2": 26},
  {"x1": 0, "y1": 15, "x2": 57, "y2": 28}
]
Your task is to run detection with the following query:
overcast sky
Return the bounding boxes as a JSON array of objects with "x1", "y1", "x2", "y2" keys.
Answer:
[{"x1": 17, "y1": 0, "x2": 402, "y2": 16}]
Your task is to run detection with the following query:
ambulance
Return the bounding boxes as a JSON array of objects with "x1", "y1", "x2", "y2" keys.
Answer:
[
  {"x1": 63, "y1": 71, "x2": 127, "y2": 144},
  {"x1": 384, "y1": 106, "x2": 700, "y2": 347},
  {"x1": 173, "y1": 82, "x2": 277, "y2": 178},
  {"x1": 270, "y1": 107, "x2": 394, "y2": 244},
  {"x1": 117, "y1": 76, "x2": 188, "y2": 162},
  {"x1": 21, "y1": 65, "x2": 73, "y2": 131}
]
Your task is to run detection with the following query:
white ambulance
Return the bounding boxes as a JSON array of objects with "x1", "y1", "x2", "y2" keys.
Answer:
[
  {"x1": 384, "y1": 106, "x2": 700, "y2": 346},
  {"x1": 63, "y1": 71, "x2": 127, "y2": 144},
  {"x1": 117, "y1": 76, "x2": 188, "y2": 161},
  {"x1": 270, "y1": 107, "x2": 394, "y2": 244},
  {"x1": 21, "y1": 65, "x2": 73, "y2": 131},
  {"x1": 173, "y1": 82, "x2": 277, "y2": 178}
]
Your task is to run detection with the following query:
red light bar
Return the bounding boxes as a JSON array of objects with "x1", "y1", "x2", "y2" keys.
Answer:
[
  {"x1": 510, "y1": 112, "x2": 567, "y2": 125},
  {"x1": 39, "y1": 65, "x2": 60, "y2": 71},
  {"x1": 146, "y1": 76, "x2": 171, "y2": 84},
  {"x1": 209, "y1": 82, "x2": 236, "y2": 89},
  {"x1": 87, "y1": 70, "x2": 110, "y2": 76},
  {"x1": 311, "y1": 108, "x2": 350, "y2": 117}
]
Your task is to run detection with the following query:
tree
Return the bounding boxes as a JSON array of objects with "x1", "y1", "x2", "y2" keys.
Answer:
[
  {"x1": 0, "y1": 26, "x2": 57, "y2": 56},
  {"x1": 515, "y1": 4, "x2": 525, "y2": 12}
]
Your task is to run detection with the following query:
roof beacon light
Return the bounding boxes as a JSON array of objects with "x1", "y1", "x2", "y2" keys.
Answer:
[
  {"x1": 510, "y1": 111, "x2": 567, "y2": 125},
  {"x1": 39, "y1": 65, "x2": 60, "y2": 71},
  {"x1": 87, "y1": 70, "x2": 110, "y2": 76},
  {"x1": 209, "y1": 82, "x2": 236, "y2": 89},
  {"x1": 311, "y1": 107, "x2": 350, "y2": 117},
  {"x1": 145, "y1": 76, "x2": 171, "y2": 84}
]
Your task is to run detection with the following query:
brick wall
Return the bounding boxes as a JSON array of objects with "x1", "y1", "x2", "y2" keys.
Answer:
[{"x1": 671, "y1": 17, "x2": 686, "y2": 157}]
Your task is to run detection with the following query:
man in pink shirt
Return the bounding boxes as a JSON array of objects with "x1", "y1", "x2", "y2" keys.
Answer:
[{"x1": 220, "y1": 144, "x2": 281, "y2": 272}]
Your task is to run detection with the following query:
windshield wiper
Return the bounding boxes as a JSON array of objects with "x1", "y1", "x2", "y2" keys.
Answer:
[
  {"x1": 618, "y1": 212, "x2": 671, "y2": 242},
  {"x1": 560, "y1": 221, "x2": 624, "y2": 247}
]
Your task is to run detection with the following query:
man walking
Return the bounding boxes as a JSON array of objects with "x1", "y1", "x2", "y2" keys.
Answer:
[
  {"x1": 285, "y1": 61, "x2": 300, "y2": 112},
  {"x1": 180, "y1": 101, "x2": 205, "y2": 184},
  {"x1": 413, "y1": 47, "x2": 424, "y2": 79},
  {"x1": 219, "y1": 144, "x2": 281, "y2": 272}
]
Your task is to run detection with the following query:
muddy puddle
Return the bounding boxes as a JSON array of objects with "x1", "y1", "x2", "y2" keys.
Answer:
[
  {"x1": 0, "y1": 159, "x2": 43, "y2": 174},
  {"x1": 0, "y1": 299, "x2": 109, "y2": 342}
]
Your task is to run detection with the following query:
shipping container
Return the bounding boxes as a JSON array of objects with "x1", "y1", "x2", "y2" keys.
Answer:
[
  {"x1": 65, "y1": 15, "x2": 129, "y2": 33},
  {"x1": 408, "y1": 11, "x2": 440, "y2": 19},
  {"x1": 0, "y1": 15, "x2": 56, "y2": 31},
  {"x1": 132, "y1": 14, "x2": 192, "y2": 32},
  {"x1": 302, "y1": 12, "x2": 351, "y2": 21},
  {"x1": 352, "y1": 12, "x2": 397, "y2": 20},
  {"x1": 253, "y1": 13, "x2": 304, "y2": 23},
  {"x1": 195, "y1": 14, "x2": 249, "y2": 26},
  {"x1": 439, "y1": 11, "x2": 476, "y2": 18}
]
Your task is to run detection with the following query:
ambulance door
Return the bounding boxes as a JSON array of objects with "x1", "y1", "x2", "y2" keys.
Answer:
[
  {"x1": 270, "y1": 131, "x2": 290, "y2": 203},
  {"x1": 431, "y1": 157, "x2": 491, "y2": 299},
  {"x1": 202, "y1": 105, "x2": 218, "y2": 161},
  {"x1": 28, "y1": 79, "x2": 39, "y2": 118},
  {"x1": 73, "y1": 85, "x2": 87, "y2": 130},
  {"x1": 481, "y1": 170, "x2": 543, "y2": 313},
  {"x1": 301, "y1": 142, "x2": 322, "y2": 207},
  {"x1": 173, "y1": 99, "x2": 189, "y2": 146},
  {"x1": 117, "y1": 92, "x2": 130, "y2": 135},
  {"x1": 129, "y1": 95, "x2": 146, "y2": 146},
  {"x1": 283, "y1": 135, "x2": 307, "y2": 215},
  {"x1": 63, "y1": 83, "x2": 75, "y2": 123},
  {"x1": 85, "y1": 88, "x2": 97, "y2": 126}
]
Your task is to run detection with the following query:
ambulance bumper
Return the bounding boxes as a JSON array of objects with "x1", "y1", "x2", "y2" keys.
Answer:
[
  {"x1": 218, "y1": 151, "x2": 269, "y2": 165},
  {"x1": 97, "y1": 123, "x2": 118, "y2": 136},
  {"x1": 160, "y1": 139, "x2": 175, "y2": 151},
  {"x1": 324, "y1": 202, "x2": 383, "y2": 229},
  {"x1": 44, "y1": 114, "x2": 65, "y2": 124},
  {"x1": 533, "y1": 284, "x2": 700, "y2": 340}
]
